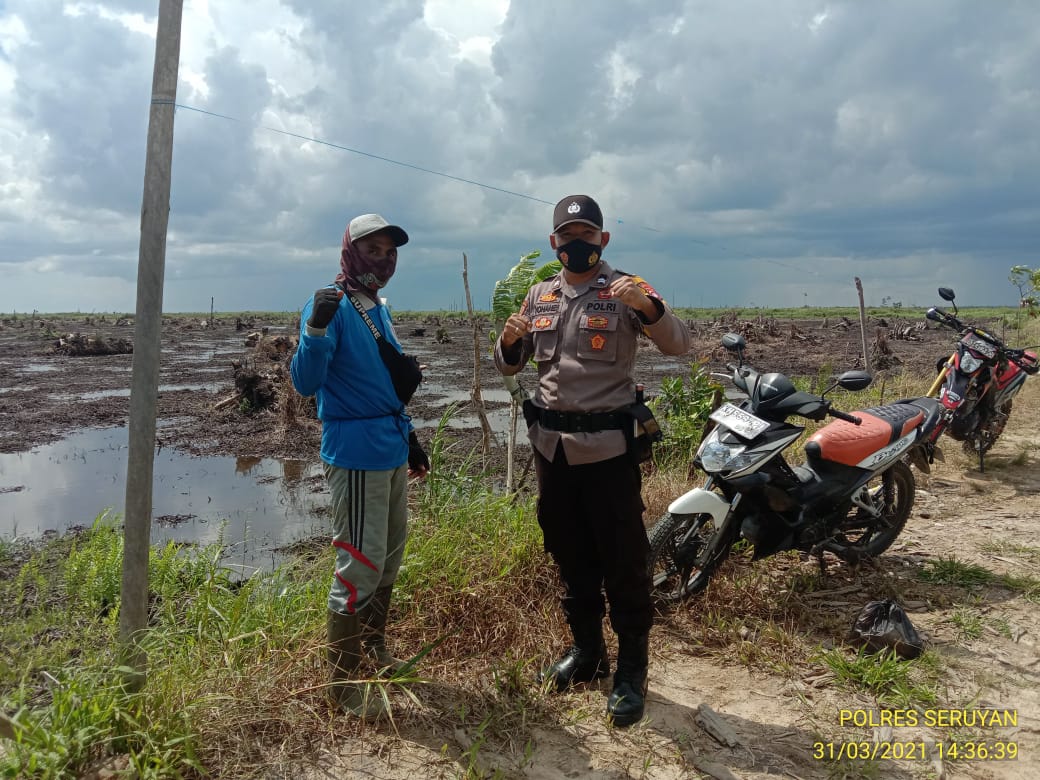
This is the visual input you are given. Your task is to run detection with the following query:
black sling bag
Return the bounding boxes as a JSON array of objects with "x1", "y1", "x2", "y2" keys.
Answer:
[{"x1": 342, "y1": 290, "x2": 422, "y2": 405}]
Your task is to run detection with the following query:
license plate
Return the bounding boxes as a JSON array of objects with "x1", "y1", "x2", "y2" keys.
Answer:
[
  {"x1": 709, "y1": 403, "x2": 770, "y2": 439},
  {"x1": 960, "y1": 334, "x2": 997, "y2": 358}
]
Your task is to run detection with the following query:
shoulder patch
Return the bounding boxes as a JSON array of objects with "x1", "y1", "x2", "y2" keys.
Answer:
[{"x1": 630, "y1": 275, "x2": 662, "y2": 301}]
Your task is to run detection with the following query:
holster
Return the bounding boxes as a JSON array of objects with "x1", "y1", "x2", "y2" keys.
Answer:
[
  {"x1": 522, "y1": 399, "x2": 539, "y2": 427},
  {"x1": 622, "y1": 402, "x2": 662, "y2": 464}
]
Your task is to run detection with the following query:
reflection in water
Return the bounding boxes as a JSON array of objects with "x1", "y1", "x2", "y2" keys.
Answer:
[
  {"x1": 0, "y1": 427, "x2": 329, "y2": 572},
  {"x1": 235, "y1": 455, "x2": 263, "y2": 475},
  {"x1": 282, "y1": 459, "x2": 306, "y2": 482}
]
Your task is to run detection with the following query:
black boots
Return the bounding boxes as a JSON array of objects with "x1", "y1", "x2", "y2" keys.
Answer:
[
  {"x1": 539, "y1": 621, "x2": 610, "y2": 691},
  {"x1": 327, "y1": 610, "x2": 386, "y2": 719},
  {"x1": 607, "y1": 632, "x2": 649, "y2": 727},
  {"x1": 357, "y1": 585, "x2": 406, "y2": 674}
]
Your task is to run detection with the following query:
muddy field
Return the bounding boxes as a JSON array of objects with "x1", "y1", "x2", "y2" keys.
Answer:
[
  {"x1": 0, "y1": 310, "x2": 954, "y2": 461},
  {"x1": 3, "y1": 311, "x2": 1039, "y2": 779}
]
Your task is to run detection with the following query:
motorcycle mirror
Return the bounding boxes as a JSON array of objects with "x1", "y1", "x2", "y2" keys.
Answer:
[
  {"x1": 938, "y1": 287, "x2": 956, "y2": 302},
  {"x1": 720, "y1": 332, "x2": 746, "y2": 352},
  {"x1": 720, "y1": 332, "x2": 746, "y2": 368},
  {"x1": 836, "y1": 370, "x2": 873, "y2": 392}
]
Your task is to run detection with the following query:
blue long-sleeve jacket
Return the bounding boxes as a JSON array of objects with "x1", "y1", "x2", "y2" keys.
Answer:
[{"x1": 290, "y1": 290, "x2": 411, "y2": 470}]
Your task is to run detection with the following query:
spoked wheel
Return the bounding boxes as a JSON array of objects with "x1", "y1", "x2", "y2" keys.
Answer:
[
  {"x1": 647, "y1": 511, "x2": 733, "y2": 603},
  {"x1": 963, "y1": 401, "x2": 1011, "y2": 465},
  {"x1": 827, "y1": 460, "x2": 915, "y2": 561}
]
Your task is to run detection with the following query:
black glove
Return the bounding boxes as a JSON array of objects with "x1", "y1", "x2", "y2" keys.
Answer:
[
  {"x1": 408, "y1": 431, "x2": 430, "y2": 473},
  {"x1": 307, "y1": 287, "x2": 343, "y2": 329}
]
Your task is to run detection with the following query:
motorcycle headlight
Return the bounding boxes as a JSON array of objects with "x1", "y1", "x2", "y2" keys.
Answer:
[
  {"x1": 698, "y1": 440, "x2": 748, "y2": 473},
  {"x1": 959, "y1": 352, "x2": 983, "y2": 373}
]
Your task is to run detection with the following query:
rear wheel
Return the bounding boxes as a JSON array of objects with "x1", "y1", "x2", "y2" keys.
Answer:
[
  {"x1": 647, "y1": 510, "x2": 734, "y2": 603},
  {"x1": 827, "y1": 460, "x2": 914, "y2": 561}
]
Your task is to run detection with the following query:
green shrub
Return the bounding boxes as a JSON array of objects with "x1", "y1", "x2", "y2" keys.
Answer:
[{"x1": 649, "y1": 360, "x2": 723, "y2": 468}]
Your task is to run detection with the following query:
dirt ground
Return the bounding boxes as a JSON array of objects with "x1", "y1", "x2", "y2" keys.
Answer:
[{"x1": 1, "y1": 310, "x2": 1038, "y2": 779}]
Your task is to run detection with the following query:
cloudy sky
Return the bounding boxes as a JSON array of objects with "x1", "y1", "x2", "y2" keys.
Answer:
[{"x1": 1, "y1": 0, "x2": 1037, "y2": 315}]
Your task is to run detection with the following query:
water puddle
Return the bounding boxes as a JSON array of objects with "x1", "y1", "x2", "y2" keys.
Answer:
[
  {"x1": 49, "y1": 383, "x2": 224, "y2": 402},
  {"x1": 425, "y1": 387, "x2": 513, "y2": 405},
  {"x1": 412, "y1": 407, "x2": 519, "y2": 435},
  {"x1": 0, "y1": 427, "x2": 329, "y2": 572}
]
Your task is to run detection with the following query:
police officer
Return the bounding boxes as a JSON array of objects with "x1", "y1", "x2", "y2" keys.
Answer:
[{"x1": 495, "y1": 195, "x2": 691, "y2": 727}]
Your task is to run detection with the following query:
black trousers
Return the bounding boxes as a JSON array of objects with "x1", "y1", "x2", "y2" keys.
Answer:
[{"x1": 534, "y1": 444, "x2": 653, "y2": 636}]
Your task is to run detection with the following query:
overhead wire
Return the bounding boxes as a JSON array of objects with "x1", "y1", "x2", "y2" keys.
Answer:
[{"x1": 172, "y1": 101, "x2": 815, "y2": 275}]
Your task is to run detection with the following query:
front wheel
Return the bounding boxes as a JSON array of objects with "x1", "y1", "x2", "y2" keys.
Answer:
[
  {"x1": 647, "y1": 510, "x2": 734, "y2": 603},
  {"x1": 963, "y1": 400, "x2": 1012, "y2": 459},
  {"x1": 827, "y1": 460, "x2": 915, "y2": 561}
]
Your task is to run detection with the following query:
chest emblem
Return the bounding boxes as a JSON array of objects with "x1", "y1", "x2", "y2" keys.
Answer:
[
  {"x1": 538, "y1": 292, "x2": 559, "y2": 303},
  {"x1": 534, "y1": 316, "x2": 553, "y2": 329},
  {"x1": 586, "y1": 315, "x2": 609, "y2": 329},
  {"x1": 597, "y1": 289, "x2": 612, "y2": 299},
  {"x1": 590, "y1": 334, "x2": 607, "y2": 351}
]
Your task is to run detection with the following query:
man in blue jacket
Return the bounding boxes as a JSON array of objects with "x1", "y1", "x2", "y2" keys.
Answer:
[{"x1": 291, "y1": 213, "x2": 429, "y2": 718}]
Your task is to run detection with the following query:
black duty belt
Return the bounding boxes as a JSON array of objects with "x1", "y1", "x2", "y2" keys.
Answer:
[{"x1": 537, "y1": 408, "x2": 628, "y2": 433}]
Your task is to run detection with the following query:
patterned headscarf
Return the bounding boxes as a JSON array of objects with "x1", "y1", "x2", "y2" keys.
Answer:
[{"x1": 335, "y1": 225, "x2": 398, "y2": 296}]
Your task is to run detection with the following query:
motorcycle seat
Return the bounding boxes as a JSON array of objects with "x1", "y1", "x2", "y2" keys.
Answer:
[
  {"x1": 805, "y1": 404, "x2": 924, "y2": 468},
  {"x1": 892, "y1": 397, "x2": 942, "y2": 439}
]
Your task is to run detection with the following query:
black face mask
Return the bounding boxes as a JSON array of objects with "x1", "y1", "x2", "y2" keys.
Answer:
[{"x1": 555, "y1": 239, "x2": 603, "y2": 274}]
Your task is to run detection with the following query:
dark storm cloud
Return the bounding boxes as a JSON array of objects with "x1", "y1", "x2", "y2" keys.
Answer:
[
  {"x1": 483, "y1": 0, "x2": 1039, "y2": 280},
  {"x1": 171, "y1": 47, "x2": 275, "y2": 218},
  {"x1": 11, "y1": 1, "x2": 151, "y2": 212},
  {"x1": 1, "y1": 0, "x2": 1038, "y2": 313}
]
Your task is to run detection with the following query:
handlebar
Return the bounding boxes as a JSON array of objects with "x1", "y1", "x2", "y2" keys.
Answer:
[
  {"x1": 828, "y1": 407, "x2": 862, "y2": 425},
  {"x1": 1007, "y1": 348, "x2": 1040, "y2": 374},
  {"x1": 927, "y1": 307, "x2": 963, "y2": 331},
  {"x1": 927, "y1": 306, "x2": 1014, "y2": 353}
]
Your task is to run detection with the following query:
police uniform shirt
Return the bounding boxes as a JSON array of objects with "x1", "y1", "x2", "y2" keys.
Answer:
[{"x1": 495, "y1": 262, "x2": 691, "y2": 465}]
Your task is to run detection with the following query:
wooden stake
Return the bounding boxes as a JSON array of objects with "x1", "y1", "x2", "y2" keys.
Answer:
[
  {"x1": 462, "y1": 253, "x2": 492, "y2": 459},
  {"x1": 855, "y1": 277, "x2": 871, "y2": 373}
]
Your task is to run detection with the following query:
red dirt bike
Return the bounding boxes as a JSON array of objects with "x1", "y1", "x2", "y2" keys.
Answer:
[
  {"x1": 647, "y1": 333, "x2": 942, "y2": 601},
  {"x1": 922, "y1": 287, "x2": 1039, "y2": 472}
]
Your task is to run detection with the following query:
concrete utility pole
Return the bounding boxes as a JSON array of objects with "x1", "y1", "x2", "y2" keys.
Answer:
[{"x1": 120, "y1": 0, "x2": 184, "y2": 686}]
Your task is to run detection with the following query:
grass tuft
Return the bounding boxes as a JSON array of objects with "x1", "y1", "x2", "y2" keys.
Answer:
[{"x1": 817, "y1": 647, "x2": 942, "y2": 708}]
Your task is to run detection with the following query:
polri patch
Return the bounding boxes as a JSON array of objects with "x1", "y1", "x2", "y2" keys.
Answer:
[
  {"x1": 631, "y1": 275, "x2": 662, "y2": 300},
  {"x1": 590, "y1": 333, "x2": 607, "y2": 351}
]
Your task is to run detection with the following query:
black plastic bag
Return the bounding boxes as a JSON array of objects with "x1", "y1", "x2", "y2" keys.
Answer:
[{"x1": 848, "y1": 599, "x2": 924, "y2": 660}]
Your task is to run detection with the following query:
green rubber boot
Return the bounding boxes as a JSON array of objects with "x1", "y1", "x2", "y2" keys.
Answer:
[
  {"x1": 358, "y1": 586, "x2": 407, "y2": 675},
  {"x1": 327, "y1": 609, "x2": 386, "y2": 719}
]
